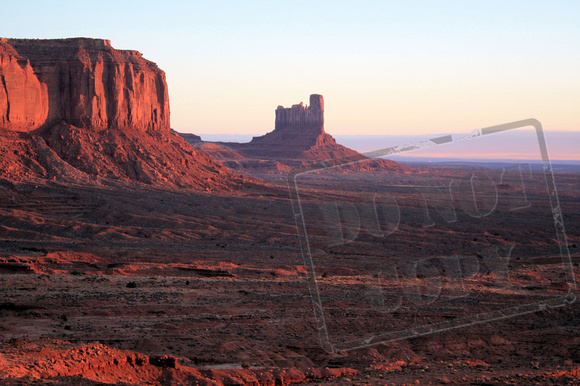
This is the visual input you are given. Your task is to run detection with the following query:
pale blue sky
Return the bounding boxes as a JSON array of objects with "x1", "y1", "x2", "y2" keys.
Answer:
[{"x1": 4, "y1": 1, "x2": 580, "y2": 137}]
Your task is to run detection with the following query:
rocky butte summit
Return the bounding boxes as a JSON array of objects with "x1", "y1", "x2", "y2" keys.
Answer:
[
  {"x1": 0, "y1": 37, "x2": 250, "y2": 190},
  {"x1": 222, "y1": 94, "x2": 358, "y2": 161}
]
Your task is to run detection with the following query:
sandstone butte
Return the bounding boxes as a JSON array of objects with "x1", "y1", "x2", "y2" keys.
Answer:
[
  {"x1": 0, "y1": 37, "x2": 252, "y2": 190},
  {"x1": 185, "y1": 94, "x2": 405, "y2": 174},
  {"x1": 225, "y1": 94, "x2": 360, "y2": 160}
]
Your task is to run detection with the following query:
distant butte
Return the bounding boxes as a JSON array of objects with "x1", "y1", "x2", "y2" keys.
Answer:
[
  {"x1": 225, "y1": 94, "x2": 359, "y2": 160},
  {"x1": 182, "y1": 94, "x2": 404, "y2": 174}
]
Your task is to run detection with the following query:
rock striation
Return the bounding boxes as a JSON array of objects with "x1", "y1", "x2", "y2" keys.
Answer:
[
  {"x1": 1, "y1": 38, "x2": 169, "y2": 133},
  {"x1": 0, "y1": 39, "x2": 49, "y2": 131},
  {"x1": 274, "y1": 94, "x2": 324, "y2": 133}
]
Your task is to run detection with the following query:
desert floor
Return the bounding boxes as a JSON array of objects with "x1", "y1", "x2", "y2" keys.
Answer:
[{"x1": 0, "y1": 162, "x2": 579, "y2": 385}]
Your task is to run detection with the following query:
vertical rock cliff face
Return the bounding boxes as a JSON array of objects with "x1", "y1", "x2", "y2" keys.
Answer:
[
  {"x1": 0, "y1": 39, "x2": 49, "y2": 131},
  {"x1": 274, "y1": 94, "x2": 324, "y2": 133},
  {"x1": 1, "y1": 38, "x2": 169, "y2": 133}
]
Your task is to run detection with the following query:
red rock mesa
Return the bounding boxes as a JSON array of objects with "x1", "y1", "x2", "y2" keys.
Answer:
[
  {"x1": 0, "y1": 38, "x2": 250, "y2": 190},
  {"x1": 1, "y1": 38, "x2": 169, "y2": 133}
]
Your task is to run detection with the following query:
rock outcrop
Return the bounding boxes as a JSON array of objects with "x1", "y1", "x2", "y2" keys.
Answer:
[
  {"x1": 181, "y1": 94, "x2": 407, "y2": 175},
  {"x1": 274, "y1": 93, "x2": 324, "y2": 133},
  {"x1": 0, "y1": 38, "x2": 253, "y2": 190},
  {"x1": 2, "y1": 38, "x2": 169, "y2": 133},
  {"x1": 221, "y1": 94, "x2": 359, "y2": 161},
  {"x1": 181, "y1": 94, "x2": 405, "y2": 175}
]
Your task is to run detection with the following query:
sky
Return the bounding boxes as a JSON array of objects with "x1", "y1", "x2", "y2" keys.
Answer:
[{"x1": 3, "y1": 1, "x2": 580, "y2": 139}]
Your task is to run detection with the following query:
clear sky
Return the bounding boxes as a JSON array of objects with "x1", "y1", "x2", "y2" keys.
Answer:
[{"x1": 4, "y1": 1, "x2": 580, "y2": 137}]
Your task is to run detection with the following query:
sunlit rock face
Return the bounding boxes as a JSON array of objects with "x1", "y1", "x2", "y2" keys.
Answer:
[
  {"x1": 0, "y1": 39, "x2": 49, "y2": 131},
  {"x1": 0, "y1": 38, "x2": 255, "y2": 190},
  {"x1": 0, "y1": 38, "x2": 169, "y2": 133}
]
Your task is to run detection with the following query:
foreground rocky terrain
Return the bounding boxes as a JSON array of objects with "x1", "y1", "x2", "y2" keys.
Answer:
[{"x1": 0, "y1": 160, "x2": 578, "y2": 385}]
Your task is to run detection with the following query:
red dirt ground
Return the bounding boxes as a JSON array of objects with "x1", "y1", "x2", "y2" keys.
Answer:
[{"x1": 0, "y1": 161, "x2": 578, "y2": 385}]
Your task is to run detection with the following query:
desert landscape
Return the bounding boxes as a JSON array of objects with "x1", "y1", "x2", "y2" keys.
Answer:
[{"x1": 0, "y1": 37, "x2": 579, "y2": 386}]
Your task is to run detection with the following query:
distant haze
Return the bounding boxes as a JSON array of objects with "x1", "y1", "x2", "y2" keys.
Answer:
[
  {"x1": 199, "y1": 130, "x2": 579, "y2": 162},
  {"x1": 336, "y1": 131, "x2": 580, "y2": 161}
]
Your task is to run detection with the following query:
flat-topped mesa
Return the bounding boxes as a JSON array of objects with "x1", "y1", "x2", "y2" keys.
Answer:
[
  {"x1": 0, "y1": 37, "x2": 169, "y2": 133},
  {"x1": 0, "y1": 37, "x2": 258, "y2": 190},
  {"x1": 274, "y1": 94, "x2": 324, "y2": 133}
]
